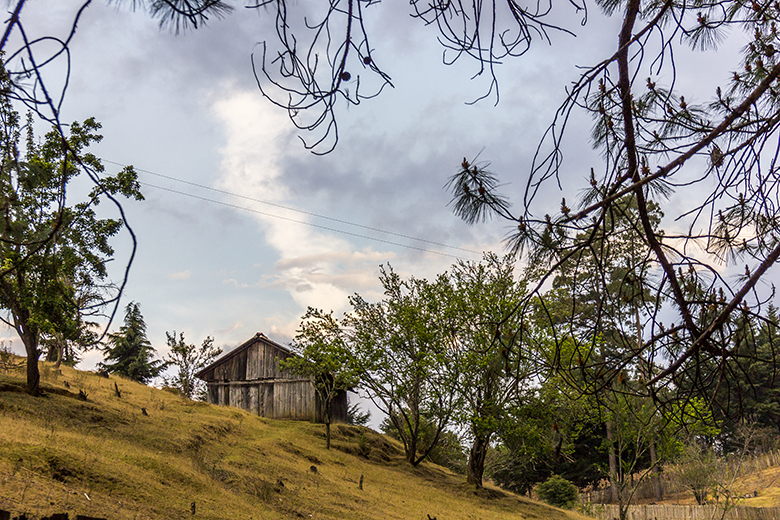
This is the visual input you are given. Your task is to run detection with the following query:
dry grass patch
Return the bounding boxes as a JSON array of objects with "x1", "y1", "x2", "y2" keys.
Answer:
[{"x1": 0, "y1": 357, "x2": 588, "y2": 520}]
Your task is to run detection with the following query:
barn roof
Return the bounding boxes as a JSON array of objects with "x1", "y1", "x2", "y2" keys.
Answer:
[{"x1": 194, "y1": 332, "x2": 294, "y2": 379}]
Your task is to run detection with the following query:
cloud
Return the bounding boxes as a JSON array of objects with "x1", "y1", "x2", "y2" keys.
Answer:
[
  {"x1": 211, "y1": 89, "x2": 396, "y2": 311},
  {"x1": 274, "y1": 249, "x2": 390, "y2": 270},
  {"x1": 223, "y1": 278, "x2": 250, "y2": 289},
  {"x1": 169, "y1": 270, "x2": 192, "y2": 280},
  {"x1": 210, "y1": 85, "x2": 511, "y2": 323},
  {"x1": 217, "y1": 321, "x2": 244, "y2": 335},
  {"x1": 263, "y1": 316, "x2": 301, "y2": 344}
]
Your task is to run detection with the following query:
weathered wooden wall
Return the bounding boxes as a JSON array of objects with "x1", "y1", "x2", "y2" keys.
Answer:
[
  {"x1": 206, "y1": 380, "x2": 348, "y2": 423},
  {"x1": 199, "y1": 339, "x2": 298, "y2": 383},
  {"x1": 199, "y1": 334, "x2": 348, "y2": 423},
  {"x1": 592, "y1": 504, "x2": 780, "y2": 520},
  {"x1": 275, "y1": 380, "x2": 316, "y2": 420}
]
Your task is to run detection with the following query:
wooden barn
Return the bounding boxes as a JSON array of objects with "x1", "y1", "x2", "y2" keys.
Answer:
[{"x1": 195, "y1": 332, "x2": 348, "y2": 423}]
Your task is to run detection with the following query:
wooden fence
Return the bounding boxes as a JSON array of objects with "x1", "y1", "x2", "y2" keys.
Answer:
[
  {"x1": 591, "y1": 504, "x2": 780, "y2": 520},
  {"x1": 584, "y1": 449, "x2": 780, "y2": 504},
  {"x1": 730, "y1": 451, "x2": 780, "y2": 477}
]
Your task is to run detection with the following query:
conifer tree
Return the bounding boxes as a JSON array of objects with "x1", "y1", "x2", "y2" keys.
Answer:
[{"x1": 100, "y1": 302, "x2": 162, "y2": 384}]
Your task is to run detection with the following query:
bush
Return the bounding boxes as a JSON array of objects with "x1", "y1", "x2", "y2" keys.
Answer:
[{"x1": 537, "y1": 474, "x2": 578, "y2": 509}]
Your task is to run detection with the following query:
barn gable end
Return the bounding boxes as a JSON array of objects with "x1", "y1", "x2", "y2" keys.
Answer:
[{"x1": 195, "y1": 332, "x2": 347, "y2": 423}]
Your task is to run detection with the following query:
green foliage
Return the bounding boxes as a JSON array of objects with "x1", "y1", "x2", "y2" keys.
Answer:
[
  {"x1": 284, "y1": 307, "x2": 359, "y2": 415},
  {"x1": 537, "y1": 474, "x2": 579, "y2": 509},
  {"x1": 282, "y1": 307, "x2": 360, "y2": 448},
  {"x1": 448, "y1": 252, "x2": 528, "y2": 486},
  {"x1": 346, "y1": 264, "x2": 460, "y2": 466},
  {"x1": 698, "y1": 304, "x2": 780, "y2": 448},
  {"x1": 347, "y1": 399, "x2": 371, "y2": 426},
  {"x1": 163, "y1": 331, "x2": 221, "y2": 400},
  {"x1": 488, "y1": 377, "x2": 607, "y2": 494},
  {"x1": 100, "y1": 302, "x2": 162, "y2": 384},
  {"x1": 0, "y1": 62, "x2": 143, "y2": 394},
  {"x1": 380, "y1": 415, "x2": 466, "y2": 474}
]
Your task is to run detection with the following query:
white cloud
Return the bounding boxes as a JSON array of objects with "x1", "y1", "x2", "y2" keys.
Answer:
[
  {"x1": 217, "y1": 321, "x2": 245, "y2": 335},
  {"x1": 223, "y1": 278, "x2": 250, "y2": 289},
  {"x1": 169, "y1": 270, "x2": 192, "y2": 280},
  {"x1": 263, "y1": 316, "x2": 301, "y2": 344},
  {"x1": 211, "y1": 88, "x2": 401, "y2": 312}
]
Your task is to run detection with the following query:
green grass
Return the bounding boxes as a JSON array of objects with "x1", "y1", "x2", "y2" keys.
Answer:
[{"x1": 0, "y1": 359, "x2": 588, "y2": 520}]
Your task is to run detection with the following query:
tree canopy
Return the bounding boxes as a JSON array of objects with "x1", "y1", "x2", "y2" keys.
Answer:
[
  {"x1": 100, "y1": 302, "x2": 163, "y2": 384},
  {"x1": 347, "y1": 265, "x2": 460, "y2": 466},
  {"x1": 283, "y1": 307, "x2": 359, "y2": 449},
  {"x1": 164, "y1": 331, "x2": 221, "y2": 400},
  {"x1": 0, "y1": 63, "x2": 143, "y2": 394}
]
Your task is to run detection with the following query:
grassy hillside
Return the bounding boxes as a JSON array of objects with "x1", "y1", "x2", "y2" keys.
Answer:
[
  {"x1": 649, "y1": 464, "x2": 780, "y2": 508},
  {"x1": 0, "y1": 359, "x2": 588, "y2": 520}
]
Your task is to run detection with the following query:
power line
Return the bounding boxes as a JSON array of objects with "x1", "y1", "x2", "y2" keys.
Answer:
[
  {"x1": 102, "y1": 159, "x2": 482, "y2": 257},
  {"x1": 136, "y1": 181, "x2": 473, "y2": 260}
]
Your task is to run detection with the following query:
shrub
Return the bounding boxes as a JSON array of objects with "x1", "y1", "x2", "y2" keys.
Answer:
[{"x1": 537, "y1": 474, "x2": 578, "y2": 509}]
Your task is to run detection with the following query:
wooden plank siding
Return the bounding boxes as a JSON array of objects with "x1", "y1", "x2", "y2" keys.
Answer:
[{"x1": 195, "y1": 332, "x2": 348, "y2": 424}]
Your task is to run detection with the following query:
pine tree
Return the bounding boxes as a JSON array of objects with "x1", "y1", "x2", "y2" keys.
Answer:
[{"x1": 100, "y1": 302, "x2": 162, "y2": 384}]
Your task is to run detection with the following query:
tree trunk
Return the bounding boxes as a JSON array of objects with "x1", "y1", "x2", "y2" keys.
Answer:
[
  {"x1": 24, "y1": 334, "x2": 40, "y2": 396},
  {"x1": 407, "y1": 434, "x2": 418, "y2": 465},
  {"x1": 326, "y1": 420, "x2": 331, "y2": 450},
  {"x1": 467, "y1": 432, "x2": 491, "y2": 488},
  {"x1": 606, "y1": 420, "x2": 618, "y2": 503},
  {"x1": 53, "y1": 340, "x2": 64, "y2": 370},
  {"x1": 650, "y1": 437, "x2": 662, "y2": 500}
]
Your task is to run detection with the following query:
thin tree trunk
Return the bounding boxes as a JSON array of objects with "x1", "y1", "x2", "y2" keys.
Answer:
[
  {"x1": 650, "y1": 438, "x2": 662, "y2": 499},
  {"x1": 324, "y1": 400, "x2": 332, "y2": 450},
  {"x1": 607, "y1": 420, "x2": 618, "y2": 503},
  {"x1": 53, "y1": 339, "x2": 63, "y2": 370},
  {"x1": 467, "y1": 432, "x2": 491, "y2": 488}
]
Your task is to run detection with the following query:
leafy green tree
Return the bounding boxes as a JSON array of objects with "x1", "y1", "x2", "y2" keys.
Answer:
[
  {"x1": 282, "y1": 307, "x2": 360, "y2": 449},
  {"x1": 163, "y1": 331, "x2": 221, "y2": 400},
  {"x1": 346, "y1": 265, "x2": 460, "y2": 466},
  {"x1": 487, "y1": 374, "x2": 606, "y2": 495},
  {"x1": 0, "y1": 3, "x2": 227, "y2": 383},
  {"x1": 520, "y1": 197, "x2": 667, "y2": 503},
  {"x1": 448, "y1": 252, "x2": 529, "y2": 487},
  {"x1": 0, "y1": 69, "x2": 142, "y2": 395},
  {"x1": 100, "y1": 302, "x2": 162, "y2": 384}
]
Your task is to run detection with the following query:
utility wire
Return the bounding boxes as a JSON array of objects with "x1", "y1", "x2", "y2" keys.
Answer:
[
  {"x1": 137, "y1": 181, "x2": 473, "y2": 260},
  {"x1": 103, "y1": 159, "x2": 482, "y2": 257}
]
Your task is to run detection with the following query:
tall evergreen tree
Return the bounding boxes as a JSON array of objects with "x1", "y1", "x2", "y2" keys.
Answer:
[{"x1": 100, "y1": 302, "x2": 162, "y2": 384}]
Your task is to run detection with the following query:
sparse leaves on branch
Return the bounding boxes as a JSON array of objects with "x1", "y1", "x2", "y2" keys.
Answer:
[{"x1": 164, "y1": 331, "x2": 221, "y2": 400}]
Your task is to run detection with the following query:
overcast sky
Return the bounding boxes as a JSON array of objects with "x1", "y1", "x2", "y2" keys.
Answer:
[{"x1": 1, "y1": 1, "x2": 761, "y2": 380}]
